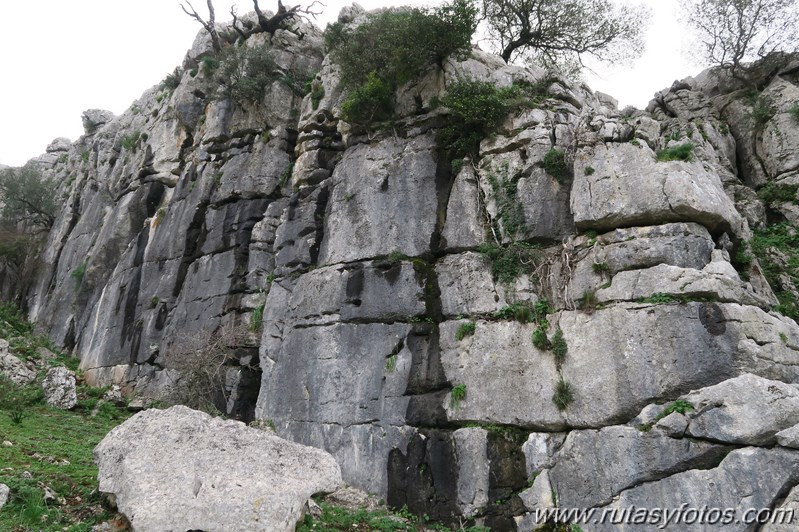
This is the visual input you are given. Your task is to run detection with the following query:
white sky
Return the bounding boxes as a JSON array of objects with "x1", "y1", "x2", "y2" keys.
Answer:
[{"x1": 0, "y1": 0, "x2": 697, "y2": 167}]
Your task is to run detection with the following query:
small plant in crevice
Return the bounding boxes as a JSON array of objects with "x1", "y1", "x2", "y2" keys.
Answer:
[
  {"x1": 790, "y1": 102, "x2": 799, "y2": 124},
  {"x1": 150, "y1": 296, "x2": 160, "y2": 309},
  {"x1": 750, "y1": 94, "x2": 777, "y2": 126},
  {"x1": 451, "y1": 383, "x2": 467, "y2": 408},
  {"x1": 550, "y1": 328, "x2": 568, "y2": 366},
  {"x1": 71, "y1": 260, "x2": 88, "y2": 289},
  {"x1": 534, "y1": 298, "x2": 552, "y2": 322},
  {"x1": 656, "y1": 142, "x2": 694, "y2": 162},
  {"x1": 456, "y1": 321, "x2": 476, "y2": 340},
  {"x1": 638, "y1": 292, "x2": 677, "y2": 304},
  {"x1": 532, "y1": 323, "x2": 550, "y2": 350},
  {"x1": 121, "y1": 131, "x2": 141, "y2": 152},
  {"x1": 639, "y1": 399, "x2": 694, "y2": 431},
  {"x1": 249, "y1": 303, "x2": 265, "y2": 332},
  {"x1": 385, "y1": 251, "x2": 407, "y2": 265},
  {"x1": 483, "y1": 162, "x2": 529, "y2": 239},
  {"x1": 478, "y1": 241, "x2": 540, "y2": 285},
  {"x1": 757, "y1": 182, "x2": 799, "y2": 205},
  {"x1": 552, "y1": 377, "x2": 574, "y2": 411},
  {"x1": 577, "y1": 288, "x2": 599, "y2": 314},
  {"x1": 494, "y1": 302, "x2": 535, "y2": 323},
  {"x1": 629, "y1": 138, "x2": 641, "y2": 147},
  {"x1": 592, "y1": 262, "x2": 610, "y2": 275},
  {"x1": 584, "y1": 165, "x2": 595, "y2": 176},
  {"x1": 542, "y1": 148, "x2": 570, "y2": 183},
  {"x1": 385, "y1": 354, "x2": 398, "y2": 373}
]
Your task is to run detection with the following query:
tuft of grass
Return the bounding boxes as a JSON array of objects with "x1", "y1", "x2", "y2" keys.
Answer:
[
  {"x1": 750, "y1": 95, "x2": 776, "y2": 125},
  {"x1": 494, "y1": 302, "x2": 535, "y2": 323},
  {"x1": 478, "y1": 242, "x2": 540, "y2": 285},
  {"x1": 249, "y1": 303, "x2": 265, "y2": 332},
  {"x1": 578, "y1": 288, "x2": 599, "y2": 314},
  {"x1": 70, "y1": 260, "x2": 88, "y2": 290},
  {"x1": 584, "y1": 166, "x2": 595, "y2": 176},
  {"x1": 386, "y1": 251, "x2": 407, "y2": 265},
  {"x1": 532, "y1": 324, "x2": 550, "y2": 350},
  {"x1": 451, "y1": 383, "x2": 467, "y2": 408},
  {"x1": 550, "y1": 328, "x2": 568, "y2": 366},
  {"x1": 455, "y1": 321, "x2": 476, "y2": 341},
  {"x1": 552, "y1": 378, "x2": 574, "y2": 411},
  {"x1": 639, "y1": 292, "x2": 677, "y2": 304},
  {"x1": 121, "y1": 131, "x2": 141, "y2": 151},
  {"x1": 592, "y1": 262, "x2": 610, "y2": 275},
  {"x1": 656, "y1": 143, "x2": 694, "y2": 162},
  {"x1": 385, "y1": 354, "x2": 398, "y2": 373}
]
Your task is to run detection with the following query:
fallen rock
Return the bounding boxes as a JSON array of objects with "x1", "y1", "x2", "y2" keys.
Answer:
[
  {"x1": 0, "y1": 339, "x2": 36, "y2": 385},
  {"x1": 776, "y1": 423, "x2": 799, "y2": 449},
  {"x1": 41, "y1": 367, "x2": 77, "y2": 410},
  {"x1": 94, "y1": 405, "x2": 342, "y2": 531}
]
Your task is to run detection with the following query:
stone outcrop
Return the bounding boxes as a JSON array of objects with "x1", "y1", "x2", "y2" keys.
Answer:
[
  {"x1": 9, "y1": 6, "x2": 799, "y2": 529},
  {"x1": 41, "y1": 367, "x2": 77, "y2": 409},
  {"x1": 0, "y1": 339, "x2": 36, "y2": 385},
  {"x1": 94, "y1": 405, "x2": 341, "y2": 531}
]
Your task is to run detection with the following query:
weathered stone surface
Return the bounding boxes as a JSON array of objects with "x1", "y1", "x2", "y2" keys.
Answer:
[
  {"x1": 0, "y1": 339, "x2": 36, "y2": 385},
  {"x1": 42, "y1": 367, "x2": 77, "y2": 410},
  {"x1": 441, "y1": 163, "x2": 485, "y2": 250},
  {"x1": 515, "y1": 470, "x2": 555, "y2": 529},
  {"x1": 436, "y1": 252, "x2": 508, "y2": 318},
  {"x1": 440, "y1": 319, "x2": 563, "y2": 428},
  {"x1": 596, "y1": 263, "x2": 771, "y2": 308},
  {"x1": 776, "y1": 423, "x2": 799, "y2": 449},
  {"x1": 683, "y1": 373, "x2": 799, "y2": 445},
  {"x1": 454, "y1": 428, "x2": 489, "y2": 518},
  {"x1": 81, "y1": 109, "x2": 115, "y2": 135},
  {"x1": 94, "y1": 406, "x2": 341, "y2": 531},
  {"x1": 548, "y1": 425, "x2": 727, "y2": 508},
  {"x1": 760, "y1": 78, "x2": 799, "y2": 178},
  {"x1": 762, "y1": 484, "x2": 799, "y2": 532},
  {"x1": 522, "y1": 432, "x2": 566, "y2": 477},
  {"x1": 318, "y1": 133, "x2": 439, "y2": 263},
  {"x1": 571, "y1": 143, "x2": 743, "y2": 235},
  {"x1": 595, "y1": 447, "x2": 799, "y2": 532}
]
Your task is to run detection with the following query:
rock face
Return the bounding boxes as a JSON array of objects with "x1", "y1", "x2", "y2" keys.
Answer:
[
  {"x1": 94, "y1": 405, "x2": 342, "y2": 531},
  {"x1": 11, "y1": 8, "x2": 799, "y2": 529},
  {"x1": 0, "y1": 339, "x2": 36, "y2": 385}
]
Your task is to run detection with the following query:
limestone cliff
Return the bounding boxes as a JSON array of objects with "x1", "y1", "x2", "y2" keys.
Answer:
[{"x1": 14, "y1": 6, "x2": 799, "y2": 530}]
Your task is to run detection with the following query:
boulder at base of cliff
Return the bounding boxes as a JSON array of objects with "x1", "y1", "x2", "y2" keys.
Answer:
[
  {"x1": 93, "y1": 405, "x2": 342, "y2": 531},
  {"x1": 41, "y1": 367, "x2": 77, "y2": 409}
]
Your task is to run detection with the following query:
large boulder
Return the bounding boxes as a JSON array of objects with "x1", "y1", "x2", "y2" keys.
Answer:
[
  {"x1": 94, "y1": 405, "x2": 342, "y2": 531},
  {"x1": 0, "y1": 339, "x2": 36, "y2": 385},
  {"x1": 41, "y1": 367, "x2": 77, "y2": 410}
]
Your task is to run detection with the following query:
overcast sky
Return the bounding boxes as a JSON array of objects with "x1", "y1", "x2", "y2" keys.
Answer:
[{"x1": 0, "y1": 0, "x2": 695, "y2": 167}]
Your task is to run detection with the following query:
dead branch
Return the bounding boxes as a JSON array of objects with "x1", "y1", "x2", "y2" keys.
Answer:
[
  {"x1": 253, "y1": 0, "x2": 323, "y2": 35},
  {"x1": 180, "y1": 0, "x2": 221, "y2": 52}
]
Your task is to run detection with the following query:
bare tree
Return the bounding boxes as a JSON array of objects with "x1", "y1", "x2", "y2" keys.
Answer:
[
  {"x1": 680, "y1": 0, "x2": 799, "y2": 80},
  {"x1": 182, "y1": 0, "x2": 323, "y2": 48},
  {"x1": 481, "y1": 0, "x2": 649, "y2": 70}
]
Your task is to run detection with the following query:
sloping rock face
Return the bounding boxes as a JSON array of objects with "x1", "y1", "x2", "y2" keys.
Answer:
[
  {"x1": 16, "y1": 7, "x2": 799, "y2": 530},
  {"x1": 94, "y1": 405, "x2": 342, "y2": 531}
]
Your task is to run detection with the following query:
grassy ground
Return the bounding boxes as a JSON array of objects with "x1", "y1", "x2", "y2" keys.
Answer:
[{"x1": 0, "y1": 303, "x2": 131, "y2": 531}]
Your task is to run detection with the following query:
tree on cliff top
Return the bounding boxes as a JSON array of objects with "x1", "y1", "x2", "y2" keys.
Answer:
[
  {"x1": 679, "y1": 0, "x2": 799, "y2": 80},
  {"x1": 480, "y1": 0, "x2": 650, "y2": 71}
]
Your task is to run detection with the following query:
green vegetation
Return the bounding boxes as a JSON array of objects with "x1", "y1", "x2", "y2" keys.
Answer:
[
  {"x1": 478, "y1": 242, "x2": 540, "y2": 285},
  {"x1": 385, "y1": 354, "x2": 398, "y2": 373},
  {"x1": 71, "y1": 260, "x2": 88, "y2": 289},
  {"x1": 326, "y1": 0, "x2": 477, "y2": 125},
  {"x1": 0, "y1": 304, "x2": 131, "y2": 530},
  {"x1": 577, "y1": 288, "x2": 599, "y2": 314},
  {"x1": 750, "y1": 94, "x2": 776, "y2": 126},
  {"x1": 483, "y1": 162, "x2": 529, "y2": 238},
  {"x1": 757, "y1": 182, "x2": 799, "y2": 204},
  {"x1": 592, "y1": 262, "x2": 610, "y2": 275},
  {"x1": 542, "y1": 148, "x2": 570, "y2": 183},
  {"x1": 638, "y1": 292, "x2": 677, "y2": 304},
  {"x1": 310, "y1": 83, "x2": 325, "y2": 110},
  {"x1": 656, "y1": 143, "x2": 694, "y2": 162},
  {"x1": 749, "y1": 223, "x2": 799, "y2": 320},
  {"x1": 451, "y1": 383, "x2": 467, "y2": 408},
  {"x1": 532, "y1": 324, "x2": 550, "y2": 350},
  {"x1": 639, "y1": 399, "x2": 694, "y2": 431},
  {"x1": 550, "y1": 328, "x2": 568, "y2": 366},
  {"x1": 552, "y1": 377, "x2": 574, "y2": 411},
  {"x1": 121, "y1": 131, "x2": 141, "y2": 151},
  {"x1": 386, "y1": 251, "x2": 408, "y2": 265},
  {"x1": 160, "y1": 67, "x2": 182, "y2": 92},
  {"x1": 456, "y1": 321, "x2": 476, "y2": 340},
  {"x1": 790, "y1": 102, "x2": 799, "y2": 124},
  {"x1": 494, "y1": 302, "x2": 535, "y2": 323},
  {"x1": 584, "y1": 166, "x2": 595, "y2": 176},
  {"x1": 0, "y1": 162, "x2": 57, "y2": 229},
  {"x1": 249, "y1": 302, "x2": 265, "y2": 331},
  {"x1": 297, "y1": 501, "x2": 489, "y2": 531}
]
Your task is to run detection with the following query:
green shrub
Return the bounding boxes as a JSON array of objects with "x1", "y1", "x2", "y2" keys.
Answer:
[
  {"x1": 532, "y1": 324, "x2": 550, "y2": 350},
  {"x1": 656, "y1": 143, "x2": 694, "y2": 162},
  {"x1": 310, "y1": 84, "x2": 325, "y2": 110},
  {"x1": 639, "y1": 292, "x2": 676, "y2": 304},
  {"x1": 160, "y1": 67, "x2": 182, "y2": 92},
  {"x1": 249, "y1": 303, "x2": 265, "y2": 331},
  {"x1": 71, "y1": 260, "x2": 88, "y2": 289},
  {"x1": 456, "y1": 321, "x2": 476, "y2": 340},
  {"x1": 758, "y1": 182, "x2": 799, "y2": 204},
  {"x1": 543, "y1": 148, "x2": 570, "y2": 182},
  {"x1": 534, "y1": 299, "x2": 552, "y2": 321},
  {"x1": 478, "y1": 242, "x2": 540, "y2": 284},
  {"x1": 578, "y1": 288, "x2": 599, "y2": 314},
  {"x1": 584, "y1": 166, "x2": 595, "y2": 176},
  {"x1": 790, "y1": 102, "x2": 799, "y2": 124},
  {"x1": 483, "y1": 162, "x2": 528, "y2": 238},
  {"x1": 451, "y1": 383, "x2": 467, "y2": 408},
  {"x1": 750, "y1": 95, "x2": 776, "y2": 125},
  {"x1": 494, "y1": 302, "x2": 534, "y2": 323},
  {"x1": 750, "y1": 223, "x2": 799, "y2": 321},
  {"x1": 340, "y1": 72, "x2": 394, "y2": 124},
  {"x1": 121, "y1": 131, "x2": 141, "y2": 151},
  {"x1": 551, "y1": 328, "x2": 567, "y2": 365},
  {"x1": 200, "y1": 43, "x2": 287, "y2": 105},
  {"x1": 552, "y1": 378, "x2": 574, "y2": 410}
]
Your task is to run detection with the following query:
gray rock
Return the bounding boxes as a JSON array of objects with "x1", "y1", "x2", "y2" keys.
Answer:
[
  {"x1": 776, "y1": 423, "x2": 799, "y2": 449},
  {"x1": 0, "y1": 339, "x2": 36, "y2": 385},
  {"x1": 548, "y1": 425, "x2": 727, "y2": 508},
  {"x1": 94, "y1": 405, "x2": 341, "y2": 531},
  {"x1": 594, "y1": 447, "x2": 799, "y2": 532},
  {"x1": 522, "y1": 432, "x2": 566, "y2": 477},
  {"x1": 46, "y1": 137, "x2": 72, "y2": 153},
  {"x1": 0, "y1": 483, "x2": 8, "y2": 510},
  {"x1": 436, "y1": 252, "x2": 508, "y2": 318},
  {"x1": 441, "y1": 162, "x2": 485, "y2": 250},
  {"x1": 41, "y1": 367, "x2": 77, "y2": 410},
  {"x1": 684, "y1": 373, "x2": 799, "y2": 445},
  {"x1": 81, "y1": 109, "x2": 115, "y2": 135},
  {"x1": 760, "y1": 78, "x2": 799, "y2": 178},
  {"x1": 454, "y1": 428, "x2": 489, "y2": 518},
  {"x1": 571, "y1": 142, "x2": 743, "y2": 235},
  {"x1": 761, "y1": 484, "x2": 799, "y2": 532},
  {"x1": 654, "y1": 412, "x2": 689, "y2": 437},
  {"x1": 516, "y1": 470, "x2": 555, "y2": 529}
]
